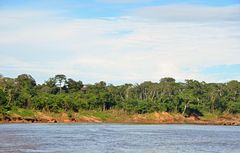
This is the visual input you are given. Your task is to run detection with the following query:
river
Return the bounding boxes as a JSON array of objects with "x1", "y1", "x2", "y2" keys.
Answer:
[{"x1": 0, "y1": 123, "x2": 239, "y2": 153}]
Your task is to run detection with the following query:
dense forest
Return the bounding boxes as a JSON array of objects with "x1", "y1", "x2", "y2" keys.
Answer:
[{"x1": 0, "y1": 74, "x2": 240, "y2": 118}]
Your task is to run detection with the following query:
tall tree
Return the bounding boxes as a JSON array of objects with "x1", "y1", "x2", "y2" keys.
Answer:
[
  {"x1": 15, "y1": 74, "x2": 36, "y2": 108},
  {"x1": 67, "y1": 78, "x2": 83, "y2": 93},
  {"x1": 54, "y1": 74, "x2": 67, "y2": 93}
]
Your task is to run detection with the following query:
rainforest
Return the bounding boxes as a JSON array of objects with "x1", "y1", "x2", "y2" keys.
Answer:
[{"x1": 0, "y1": 74, "x2": 240, "y2": 125}]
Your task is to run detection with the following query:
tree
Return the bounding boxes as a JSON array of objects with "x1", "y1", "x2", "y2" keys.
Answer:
[
  {"x1": 160, "y1": 77, "x2": 176, "y2": 83},
  {"x1": 54, "y1": 74, "x2": 67, "y2": 93},
  {"x1": 225, "y1": 80, "x2": 240, "y2": 113},
  {"x1": 0, "y1": 89, "x2": 8, "y2": 119},
  {"x1": 14, "y1": 74, "x2": 37, "y2": 108},
  {"x1": 40, "y1": 78, "x2": 58, "y2": 94},
  {"x1": 0, "y1": 89, "x2": 7, "y2": 106},
  {"x1": 67, "y1": 78, "x2": 83, "y2": 93},
  {"x1": 0, "y1": 77, "x2": 18, "y2": 107},
  {"x1": 179, "y1": 80, "x2": 204, "y2": 116},
  {"x1": 16, "y1": 74, "x2": 36, "y2": 89}
]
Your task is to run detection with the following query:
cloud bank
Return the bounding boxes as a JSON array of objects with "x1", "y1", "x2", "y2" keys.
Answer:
[{"x1": 0, "y1": 4, "x2": 239, "y2": 84}]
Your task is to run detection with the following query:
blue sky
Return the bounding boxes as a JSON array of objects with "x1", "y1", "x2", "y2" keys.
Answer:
[
  {"x1": 0, "y1": 0, "x2": 240, "y2": 84},
  {"x1": 1, "y1": 0, "x2": 240, "y2": 18}
]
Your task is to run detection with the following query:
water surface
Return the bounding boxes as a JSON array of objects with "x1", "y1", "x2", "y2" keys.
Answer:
[{"x1": 0, "y1": 123, "x2": 239, "y2": 153}]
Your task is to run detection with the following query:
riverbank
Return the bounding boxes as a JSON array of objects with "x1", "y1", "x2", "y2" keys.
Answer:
[{"x1": 1, "y1": 109, "x2": 240, "y2": 125}]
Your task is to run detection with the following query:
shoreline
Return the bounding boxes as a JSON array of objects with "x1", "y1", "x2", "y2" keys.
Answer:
[
  {"x1": 0, "y1": 121, "x2": 239, "y2": 126},
  {"x1": 1, "y1": 111, "x2": 240, "y2": 126}
]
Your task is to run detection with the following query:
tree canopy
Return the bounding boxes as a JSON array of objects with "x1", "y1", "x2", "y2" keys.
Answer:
[{"x1": 0, "y1": 74, "x2": 240, "y2": 116}]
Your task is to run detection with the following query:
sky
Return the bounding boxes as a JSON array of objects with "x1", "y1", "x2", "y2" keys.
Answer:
[{"x1": 0, "y1": 0, "x2": 240, "y2": 84}]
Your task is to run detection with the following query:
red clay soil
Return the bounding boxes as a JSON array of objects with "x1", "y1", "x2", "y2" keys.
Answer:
[{"x1": 1, "y1": 112, "x2": 240, "y2": 125}]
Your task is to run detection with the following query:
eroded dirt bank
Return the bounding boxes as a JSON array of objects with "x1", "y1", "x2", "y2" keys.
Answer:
[{"x1": 1, "y1": 111, "x2": 240, "y2": 126}]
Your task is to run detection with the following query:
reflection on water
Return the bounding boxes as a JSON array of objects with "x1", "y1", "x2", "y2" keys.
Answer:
[{"x1": 0, "y1": 123, "x2": 240, "y2": 153}]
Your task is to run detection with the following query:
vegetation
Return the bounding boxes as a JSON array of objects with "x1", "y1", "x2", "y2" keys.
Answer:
[{"x1": 0, "y1": 74, "x2": 240, "y2": 121}]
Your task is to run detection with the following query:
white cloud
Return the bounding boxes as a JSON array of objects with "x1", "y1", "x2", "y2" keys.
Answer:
[
  {"x1": 0, "y1": 5, "x2": 240, "y2": 84},
  {"x1": 130, "y1": 4, "x2": 240, "y2": 22}
]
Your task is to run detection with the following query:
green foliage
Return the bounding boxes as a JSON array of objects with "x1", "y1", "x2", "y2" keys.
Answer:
[
  {"x1": 17, "y1": 109, "x2": 35, "y2": 117},
  {"x1": 160, "y1": 77, "x2": 176, "y2": 83},
  {"x1": 227, "y1": 99, "x2": 240, "y2": 114},
  {"x1": 1, "y1": 74, "x2": 240, "y2": 117},
  {"x1": 67, "y1": 79, "x2": 83, "y2": 93},
  {"x1": 67, "y1": 111, "x2": 73, "y2": 119},
  {"x1": 0, "y1": 89, "x2": 10, "y2": 119},
  {"x1": 92, "y1": 111, "x2": 113, "y2": 120},
  {"x1": 0, "y1": 89, "x2": 7, "y2": 106}
]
